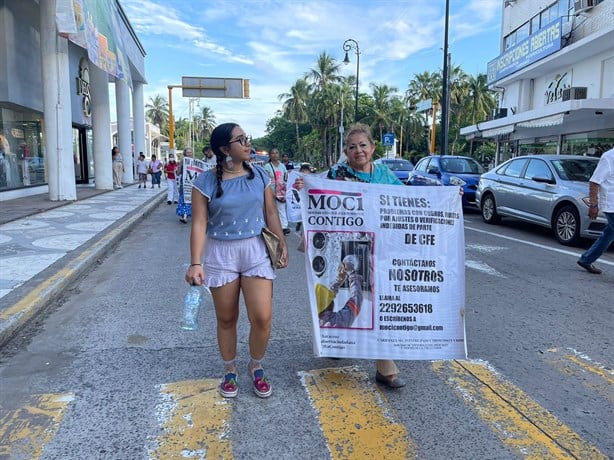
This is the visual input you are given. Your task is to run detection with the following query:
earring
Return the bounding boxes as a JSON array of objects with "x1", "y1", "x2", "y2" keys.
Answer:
[{"x1": 225, "y1": 155, "x2": 234, "y2": 168}]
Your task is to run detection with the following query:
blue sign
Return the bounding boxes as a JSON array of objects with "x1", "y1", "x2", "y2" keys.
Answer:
[
  {"x1": 383, "y1": 133, "x2": 394, "y2": 146},
  {"x1": 487, "y1": 18, "x2": 562, "y2": 84}
]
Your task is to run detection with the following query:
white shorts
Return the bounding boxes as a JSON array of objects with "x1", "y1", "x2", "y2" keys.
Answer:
[{"x1": 204, "y1": 236, "x2": 276, "y2": 287}]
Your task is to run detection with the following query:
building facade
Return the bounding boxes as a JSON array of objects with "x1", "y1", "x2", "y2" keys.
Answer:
[
  {"x1": 461, "y1": 0, "x2": 614, "y2": 165},
  {"x1": 0, "y1": 0, "x2": 146, "y2": 201}
]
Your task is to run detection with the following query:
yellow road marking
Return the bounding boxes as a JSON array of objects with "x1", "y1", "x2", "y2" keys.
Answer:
[
  {"x1": 300, "y1": 366, "x2": 414, "y2": 460},
  {"x1": 433, "y1": 360, "x2": 607, "y2": 459},
  {"x1": 148, "y1": 379, "x2": 232, "y2": 460},
  {"x1": 545, "y1": 348, "x2": 614, "y2": 403},
  {"x1": 0, "y1": 393, "x2": 74, "y2": 459}
]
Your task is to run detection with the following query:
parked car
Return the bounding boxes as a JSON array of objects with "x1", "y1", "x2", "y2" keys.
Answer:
[
  {"x1": 407, "y1": 155, "x2": 484, "y2": 207},
  {"x1": 476, "y1": 154, "x2": 606, "y2": 245},
  {"x1": 374, "y1": 158, "x2": 414, "y2": 183}
]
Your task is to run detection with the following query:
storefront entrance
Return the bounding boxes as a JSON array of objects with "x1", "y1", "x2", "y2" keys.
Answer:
[{"x1": 72, "y1": 127, "x2": 93, "y2": 184}]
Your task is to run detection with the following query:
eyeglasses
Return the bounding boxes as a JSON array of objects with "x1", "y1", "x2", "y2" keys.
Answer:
[{"x1": 228, "y1": 135, "x2": 252, "y2": 147}]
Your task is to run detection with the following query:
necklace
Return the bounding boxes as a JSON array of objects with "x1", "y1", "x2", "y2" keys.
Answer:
[{"x1": 223, "y1": 167, "x2": 243, "y2": 174}]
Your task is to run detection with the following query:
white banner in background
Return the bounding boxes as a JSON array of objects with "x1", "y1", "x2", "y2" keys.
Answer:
[
  {"x1": 182, "y1": 158, "x2": 213, "y2": 204},
  {"x1": 300, "y1": 175, "x2": 467, "y2": 360},
  {"x1": 286, "y1": 170, "x2": 303, "y2": 223}
]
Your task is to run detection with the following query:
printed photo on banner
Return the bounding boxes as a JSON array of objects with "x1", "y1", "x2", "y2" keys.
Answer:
[
  {"x1": 182, "y1": 157, "x2": 214, "y2": 204},
  {"x1": 299, "y1": 175, "x2": 467, "y2": 361},
  {"x1": 313, "y1": 231, "x2": 374, "y2": 330}
]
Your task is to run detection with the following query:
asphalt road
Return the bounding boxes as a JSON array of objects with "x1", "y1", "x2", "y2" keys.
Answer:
[{"x1": 0, "y1": 205, "x2": 612, "y2": 459}]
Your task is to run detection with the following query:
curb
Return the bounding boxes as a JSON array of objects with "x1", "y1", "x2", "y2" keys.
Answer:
[{"x1": 0, "y1": 192, "x2": 166, "y2": 347}]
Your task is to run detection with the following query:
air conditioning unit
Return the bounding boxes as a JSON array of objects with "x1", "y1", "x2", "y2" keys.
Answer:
[
  {"x1": 574, "y1": 0, "x2": 595, "y2": 14},
  {"x1": 492, "y1": 108, "x2": 508, "y2": 119},
  {"x1": 562, "y1": 87, "x2": 588, "y2": 101}
]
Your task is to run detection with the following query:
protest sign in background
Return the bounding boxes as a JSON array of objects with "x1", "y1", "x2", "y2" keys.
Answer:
[{"x1": 182, "y1": 158, "x2": 213, "y2": 204}]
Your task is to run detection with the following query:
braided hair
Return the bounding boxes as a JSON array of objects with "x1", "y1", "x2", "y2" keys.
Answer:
[{"x1": 210, "y1": 123, "x2": 255, "y2": 198}]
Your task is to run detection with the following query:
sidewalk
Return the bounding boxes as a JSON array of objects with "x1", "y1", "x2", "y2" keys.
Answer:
[{"x1": 0, "y1": 184, "x2": 166, "y2": 346}]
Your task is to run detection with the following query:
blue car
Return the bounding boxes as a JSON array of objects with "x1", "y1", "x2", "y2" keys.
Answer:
[
  {"x1": 407, "y1": 155, "x2": 485, "y2": 207},
  {"x1": 373, "y1": 158, "x2": 414, "y2": 183}
]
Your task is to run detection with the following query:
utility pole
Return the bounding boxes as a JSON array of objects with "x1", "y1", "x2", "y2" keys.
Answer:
[{"x1": 440, "y1": 0, "x2": 450, "y2": 155}]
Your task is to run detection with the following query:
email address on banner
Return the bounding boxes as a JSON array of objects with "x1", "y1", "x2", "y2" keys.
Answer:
[{"x1": 379, "y1": 324, "x2": 444, "y2": 331}]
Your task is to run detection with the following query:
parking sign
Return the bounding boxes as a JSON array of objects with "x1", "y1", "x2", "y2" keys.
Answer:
[{"x1": 383, "y1": 133, "x2": 394, "y2": 146}]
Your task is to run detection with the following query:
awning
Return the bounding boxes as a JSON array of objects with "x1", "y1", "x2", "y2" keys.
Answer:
[
  {"x1": 482, "y1": 124, "x2": 515, "y2": 137},
  {"x1": 516, "y1": 113, "x2": 565, "y2": 128}
]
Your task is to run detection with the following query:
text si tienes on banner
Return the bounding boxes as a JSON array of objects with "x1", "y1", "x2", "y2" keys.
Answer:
[{"x1": 299, "y1": 175, "x2": 466, "y2": 361}]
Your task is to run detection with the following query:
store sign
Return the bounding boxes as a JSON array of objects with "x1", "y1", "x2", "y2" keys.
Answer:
[
  {"x1": 487, "y1": 18, "x2": 562, "y2": 84},
  {"x1": 544, "y1": 71, "x2": 571, "y2": 105},
  {"x1": 76, "y1": 58, "x2": 92, "y2": 118}
]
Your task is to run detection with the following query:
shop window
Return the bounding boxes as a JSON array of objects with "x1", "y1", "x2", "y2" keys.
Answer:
[{"x1": 0, "y1": 116, "x2": 45, "y2": 191}]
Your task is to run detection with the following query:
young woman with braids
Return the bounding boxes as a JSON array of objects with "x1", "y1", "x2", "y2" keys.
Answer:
[{"x1": 185, "y1": 123, "x2": 288, "y2": 398}]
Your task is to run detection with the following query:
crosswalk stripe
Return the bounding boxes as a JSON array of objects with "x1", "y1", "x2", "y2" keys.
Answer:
[
  {"x1": 433, "y1": 360, "x2": 607, "y2": 459},
  {"x1": 300, "y1": 366, "x2": 415, "y2": 460},
  {"x1": 148, "y1": 379, "x2": 232, "y2": 460},
  {"x1": 545, "y1": 348, "x2": 614, "y2": 403},
  {"x1": 0, "y1": 393, "x2": 74, "y2": 459}
]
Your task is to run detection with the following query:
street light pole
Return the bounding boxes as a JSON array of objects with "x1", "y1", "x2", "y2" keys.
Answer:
[{"x1": 342, "y1": 38, "x2": 360, "y2": 123}]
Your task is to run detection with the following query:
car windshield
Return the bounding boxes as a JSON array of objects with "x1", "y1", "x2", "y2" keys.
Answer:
[
  {"x1": 440, "y1": 158, "x2": 484, "y2": 174},
  {"x1": 550, "y1": 158, "x2": 598, "y2": 181},
  {"x1": 384, "y1": 160, "x2": 413, "y2": 171}
]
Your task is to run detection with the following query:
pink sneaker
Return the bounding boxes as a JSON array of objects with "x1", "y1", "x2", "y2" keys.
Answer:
[
  {"x1": 251, "y1": 368, "x2": 272, "y2": 398},
  {"x1": 219, "y1": 372, "x2": 238, "y2": 398}
]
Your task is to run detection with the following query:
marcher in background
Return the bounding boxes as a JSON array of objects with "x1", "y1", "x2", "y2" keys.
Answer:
[
  {"x1": 185, "y1": 122, "x2": 288, "y2": 399},
  {"x1": 264, "y1": 148, "x2": 290, "y2": 234},
  {"x1": 289, "y1": 163, "x2": 312, "y2": 233},
  {"x1": 577, "y1": 146, "x2": 614, "y2": 274},
  {"x1": 176, "y1": 147, "x2": 194, "y2": 223},
  {"x1": 149, "y1": 154, "x2": 163, "y2": 188},
  {"x1": 112, "y1": 146, "x2": 124, "y2": 189},
  {"x1": 164, "y1": 153, "x2": 179, "y2": 204},
  {"x1": 136, "y1": 153, "x2": 148, "y2": 189},
  {"x1": 282, "y1": 152, "x2": 294, "y2": 170},
  {"x1": 203, "y1": 145, "x2": 216, "y2": 166}
]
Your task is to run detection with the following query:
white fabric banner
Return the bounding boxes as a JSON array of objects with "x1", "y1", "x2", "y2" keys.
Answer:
[
  {"x1": 286, "y1": 170, "x2": 303, "y2": 223},
  {"x1": 300, "y1": 175, "x2": 467, "y2": 360},
  {"x1": 182, "y1": 158, "x2": 213, "y2": 204}
]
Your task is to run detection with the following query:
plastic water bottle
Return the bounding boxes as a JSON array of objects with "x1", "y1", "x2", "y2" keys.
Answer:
[{"x1": 181, "y1": 285, "x2": 202, "y2": 330}]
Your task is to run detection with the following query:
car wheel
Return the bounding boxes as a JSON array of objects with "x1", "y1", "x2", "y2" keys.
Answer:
[
  {"x1": 481, "y1": 193, "x2": 500, "y2": 224},
  {"x1": 553, "y1": 205, "x2": 580, "y2": 246}
]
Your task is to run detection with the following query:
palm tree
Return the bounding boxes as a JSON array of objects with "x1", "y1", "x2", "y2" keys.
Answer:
[
  {"x1": 145, "y1": 95, "x2": 169, "y2": 135},
  {"x1": 446, "y1": 64, "x2": 469, "y2": 154},
  {"x1": 305, "y1": 52, "x2": 342, "y2": 90},
  {"x1": 279, "y1": 78, "x2": 310, "y2": 160},
  {"x1": 199, "y1": 106, "x2": 217, "y2": 141},
  {"x1": 305, "y1": 52, "x2": 343, "y2": 166},
  {"x1": 407, "y1": 71, "x2": 441, "y2": 103},
  {"x1": 369, "y1": 83, "x2": 397, "y2": 141},
  {"x1": 463, "y1": 73, "x2": 497, "y2": 155},
  {"x1": 466, "y1": 73, "x2": 496, "y2": 125}
]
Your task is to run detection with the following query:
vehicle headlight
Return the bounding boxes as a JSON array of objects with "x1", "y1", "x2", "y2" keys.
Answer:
[
  {"x1": 581, "y1": 197, "x2": 592, "y2": 207},
  {"x1": 448, "y1": 176, "x2": 466, "y2": 186}
]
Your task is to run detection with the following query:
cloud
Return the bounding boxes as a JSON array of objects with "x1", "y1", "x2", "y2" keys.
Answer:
[{"x1": 119, "y1": 0, "x2": 502, "y2": 137}]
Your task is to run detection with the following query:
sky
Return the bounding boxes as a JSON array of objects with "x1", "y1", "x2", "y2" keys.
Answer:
[{"x1": 119, "y1": 0, "x2": 504, "y2": 139}]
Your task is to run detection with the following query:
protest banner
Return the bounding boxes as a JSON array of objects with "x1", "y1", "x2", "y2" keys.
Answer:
[
  {"x1": 182, "y1": 157, "x2": 214, "y2": 204},
  {"x1": 286, "y1": 170, "x2": 303, "y2": 223},
  {"x1": 300, "y1": 175, "x2": 466, "y2": 360}
]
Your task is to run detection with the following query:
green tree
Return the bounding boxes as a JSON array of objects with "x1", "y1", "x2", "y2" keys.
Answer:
[
  {"x1": 279, "y1": 78, "x2": 310, "y2": 160},
  {"x1": 199, "y1": 106, "x2": 217, "y2": 141},
  {"x1": 304, "y1": 52, "x2": 343, "y2": 166},
  {"x1": 368, "y1": 83, "x2": 397, "y2": 141},
  {"x1": 145, "y1": 95, "x2": 169, "y2": 135}
]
